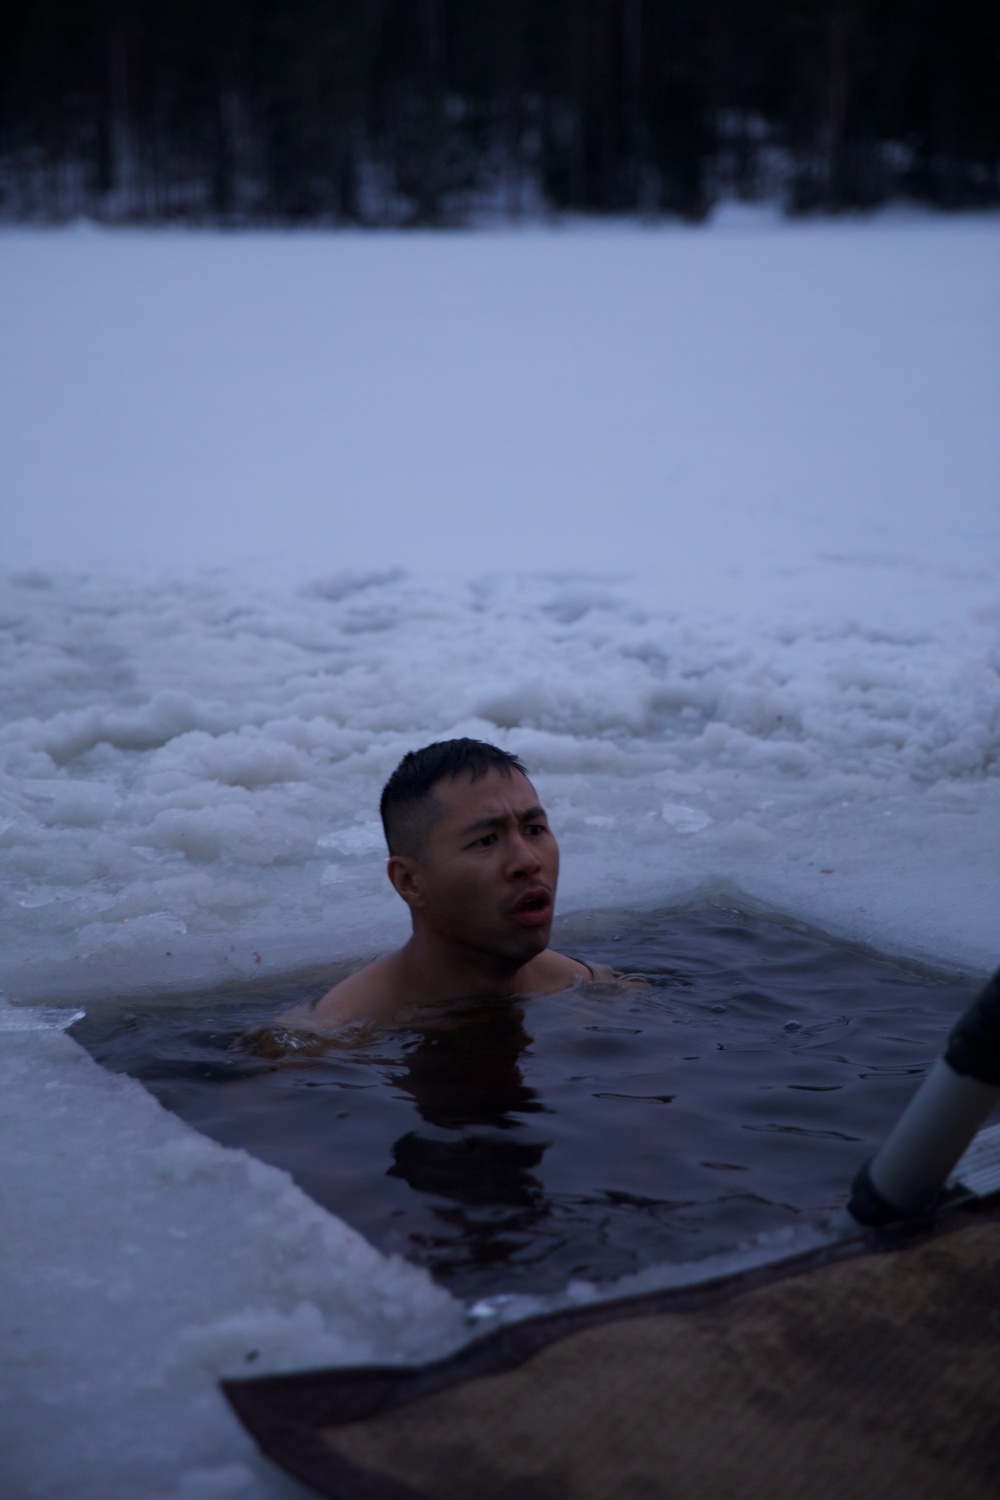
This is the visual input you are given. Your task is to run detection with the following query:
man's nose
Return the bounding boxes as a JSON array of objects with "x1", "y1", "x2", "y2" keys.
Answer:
[{"x1": 506, "y1": 831, "x2": 542, "y2": 877}]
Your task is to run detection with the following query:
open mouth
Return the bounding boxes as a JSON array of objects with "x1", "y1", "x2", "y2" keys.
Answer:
[{"x1": 511, "y1": 889, "x2": 552, "y2": 924}]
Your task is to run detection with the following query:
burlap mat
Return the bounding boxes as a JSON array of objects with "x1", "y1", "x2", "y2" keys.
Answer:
[{"x1": 224, "y1": 1212, "x2": 1000, "y2": 1500}]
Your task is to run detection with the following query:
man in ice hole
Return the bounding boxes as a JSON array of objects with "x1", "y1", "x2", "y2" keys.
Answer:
[{"x1": 300, "y1": 738, "x2": 613, "y2": 1028}]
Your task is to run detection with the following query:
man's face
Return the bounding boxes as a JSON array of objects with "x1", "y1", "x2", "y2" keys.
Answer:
[{"x1": 398, "y1": 768, "x2": 560, "y2": 967}]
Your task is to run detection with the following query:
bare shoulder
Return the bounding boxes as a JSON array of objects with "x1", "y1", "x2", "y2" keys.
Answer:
[
  {"x1": 524, "y1": 948, "x2": 614, "y2": 991},
  {"x1": 541, "y1": 951, "x2": 633, "y2": 986},
  {"x1": 582, "y1": 959, "x2": 618, "y2": 982},
  {"x1": 282, "y1": 954, "x2": 403, "y2": 1028}
]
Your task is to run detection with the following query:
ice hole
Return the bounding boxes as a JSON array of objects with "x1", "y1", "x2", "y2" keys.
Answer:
[{"x1": 71, "y1": 900, "x2": 988, "y2": 1300}]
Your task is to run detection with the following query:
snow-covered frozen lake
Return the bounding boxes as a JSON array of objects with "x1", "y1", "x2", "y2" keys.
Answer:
[{"x1": 1, "y1": 210, "x2": 999, "y2": 1499}]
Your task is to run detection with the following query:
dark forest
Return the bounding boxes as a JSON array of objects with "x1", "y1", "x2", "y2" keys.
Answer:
[{"x1": 2, "y1": 0, "x2": 998, "y2": 223}]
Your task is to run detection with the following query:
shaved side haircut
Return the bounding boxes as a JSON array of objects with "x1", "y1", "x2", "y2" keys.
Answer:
[{"x1": 380, "y1": 739, "x2": 528, "y2": 857}]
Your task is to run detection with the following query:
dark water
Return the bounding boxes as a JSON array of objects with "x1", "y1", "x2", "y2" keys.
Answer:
[{"x1": 71, "y1": 905, "x2": 977, "y2": 1299}]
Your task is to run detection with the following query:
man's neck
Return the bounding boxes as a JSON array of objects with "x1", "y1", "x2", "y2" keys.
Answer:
[{"x1": 394, "y1": 928, "x2": 533, "y2": 1009}]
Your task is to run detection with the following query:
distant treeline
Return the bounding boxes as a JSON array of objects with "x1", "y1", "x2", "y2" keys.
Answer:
[{"x1": 2, "y1": 0, "x2": 998, "y2": 222}]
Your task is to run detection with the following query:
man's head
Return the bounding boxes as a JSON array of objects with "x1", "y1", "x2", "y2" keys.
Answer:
[
  {"x1": 380, "y1": 738, "x2": 559, "y2": 969},
  {"x1": 380, "y1": 739, "x2": 528, "y2": 857}
]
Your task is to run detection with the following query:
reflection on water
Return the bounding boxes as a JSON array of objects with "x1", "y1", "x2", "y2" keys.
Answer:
[
  {"x1": 390, "y1": 1010, "x2": 543, "y2": 1128},
  {"x1": 71, "y1": 905, "x2": 981, "y2": 1298},
  {"x1": 385, "y1": 1013, "x2": 553, "y2": 1272}
]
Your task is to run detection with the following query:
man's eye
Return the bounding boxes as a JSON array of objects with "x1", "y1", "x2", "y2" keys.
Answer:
[
  {"x1": 474, "y1": 832, "x2": 498, "y2": 847},
  {"x1": 525, "y1": 823, "x2": 547, "y2": 836}
]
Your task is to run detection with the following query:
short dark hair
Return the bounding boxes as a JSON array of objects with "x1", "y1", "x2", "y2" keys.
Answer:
[{"x1": 380, "y1": 738, "x2": 528, "y2": 856}]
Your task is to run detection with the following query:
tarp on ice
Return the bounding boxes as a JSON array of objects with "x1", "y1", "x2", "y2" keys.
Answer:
[{"x1": 224, "y1": 1206, "x2": 1000, "y2": 1500}]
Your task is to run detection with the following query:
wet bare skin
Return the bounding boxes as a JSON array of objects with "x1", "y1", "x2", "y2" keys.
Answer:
[{"x1": 280, "y1": 768, "x2": 613, "y2": 1032}]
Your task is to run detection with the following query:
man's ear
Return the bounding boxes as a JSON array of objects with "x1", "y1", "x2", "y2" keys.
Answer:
[{"x1": 387, "y1": 854, "x2": 426, "y2": 909}]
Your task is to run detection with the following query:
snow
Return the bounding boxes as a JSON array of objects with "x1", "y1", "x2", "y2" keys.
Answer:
[
  {"x1": 2, "y1": 564, "x2": 999, "y2": 1004},
  {"x1": 2, "y1": 209, "x2": 997, "y2": 589},
  {"x1": 1, "y1": 209, "x2": 999, "y2": 1498},
  {"x1": 0, "y1": 1023, "x2": 464, "y2": 1500}
]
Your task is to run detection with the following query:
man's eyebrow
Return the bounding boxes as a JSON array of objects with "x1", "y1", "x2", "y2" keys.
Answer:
[{"x1": 459, "y1": 806, "x2": 547, "y2": 836}]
